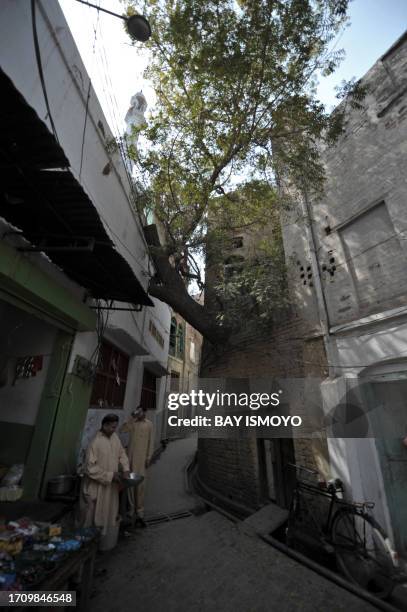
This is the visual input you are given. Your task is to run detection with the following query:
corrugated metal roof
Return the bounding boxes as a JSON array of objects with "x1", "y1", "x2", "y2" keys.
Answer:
[{"x1": 0, "y1": 69, "x2": 153, "y2": 307}]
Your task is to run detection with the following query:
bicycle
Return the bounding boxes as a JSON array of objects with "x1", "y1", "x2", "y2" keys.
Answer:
[{"x1": 286, "y1": 464, "x2": 402, "y2": 599}]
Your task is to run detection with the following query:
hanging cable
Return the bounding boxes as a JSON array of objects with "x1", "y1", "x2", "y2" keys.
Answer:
[
  {"x1": 79, "y1": 3, "x2": 100, "y2": 180},
  {"x1": 79, "y1": 81, "x2": 92, "y2": 180},
  {"x1": 31, "y1": 0, "x2": 60, "y2": 145}
]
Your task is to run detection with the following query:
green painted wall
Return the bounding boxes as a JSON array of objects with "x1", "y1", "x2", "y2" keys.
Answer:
[
  {"x1": 0, "y1": 422, "x2": 33, "y2": 466},
  {"x1": 0, "y1": 241, "x2": 97, "y2": 500},
  {"x1": 0, "y1": 241, "x2": 96, "y2": 332},
  {"x1": 22, "y1": 331, "x2": 73, "y2": 500},
  {"x1": 41, "y1": 371, "x2": 93, "y2": 495}
]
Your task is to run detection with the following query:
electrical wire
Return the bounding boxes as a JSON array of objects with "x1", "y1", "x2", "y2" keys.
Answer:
[
  {"x1": 94, "y1": 20, "x2": 123, "y2": 139},
  {"x1": 318, "y1": 228, "x2": 407, "y2": 275},
  {"x1": 72, "y1": 29, "x2": 155, "y2": 275},
  {"x1": 31, "y1": 0, "x2": 60, "y2": 145},
  {"x1": 94, "y1": 22, "x2": 150, "y2": 204},
  {"x1": 79, "y1": 82, "x2": 92, "y2": 180},
  {"x1": 79, "y1": 3, "x2": 100, "y2": 180},
  {"x1": 73, "y1": 11, "x2": 157, "y2": 275},
  {"x1": 287, "y1": 352, "x2": 407, "y2": 369},
  {"x1": 328, "y1": 308, "x2": 407, "y2": 335},
  {"x1": 76, "y1": 169, "x2": 152, "y2": 277}
]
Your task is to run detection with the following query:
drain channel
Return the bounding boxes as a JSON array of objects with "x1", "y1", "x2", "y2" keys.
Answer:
[{"x1": 144, "y1": 510, "x2": 193, "y2": 526}]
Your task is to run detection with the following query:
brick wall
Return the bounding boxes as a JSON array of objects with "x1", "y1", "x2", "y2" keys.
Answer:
[
  {"x1": 197, "y1": 438, "x2": 261, "y2": 510},
  {"x1": 197, "y1": 308, "x2": 329, "y2": 510},
  {"x1": 282, "y1": 33, "x2": 407, "y2": 329}
]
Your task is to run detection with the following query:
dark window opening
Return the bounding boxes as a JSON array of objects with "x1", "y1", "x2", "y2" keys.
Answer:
[
  {"x1": 169, "y1": 316, "x2": 177, "y2": 356},
  {"x1": 177, "y1": 323, "x2": 185, "y2": 359},
  {"x1": 231, "y1": 236, "x2": 244, "y2": 249},
  {"x1": 140, "y1": 368, "x2": 157, "y2": 410},
  {"x1": 170, "y1": 371, "x2": 180, "y2": 392},
  {"x1": 90, "y1": 340, "x2": 129, "y2": 409}
]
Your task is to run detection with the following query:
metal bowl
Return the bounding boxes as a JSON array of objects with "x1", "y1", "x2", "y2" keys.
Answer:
[
  {"x1": 47, "y1": 474, "x2": 77, "y2": 496},
  {"x1": 121, "y1": 472, "x2": 144, "y2": 488}
]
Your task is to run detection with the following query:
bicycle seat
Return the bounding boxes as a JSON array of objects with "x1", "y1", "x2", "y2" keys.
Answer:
[{"x1": 327, "y1": 478, "x2": 343, "y2": 492}]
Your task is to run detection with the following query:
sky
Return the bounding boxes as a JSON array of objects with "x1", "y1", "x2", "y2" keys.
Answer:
[{"x1": 59, "y1": 0, "x2": 407, "y2": 134}]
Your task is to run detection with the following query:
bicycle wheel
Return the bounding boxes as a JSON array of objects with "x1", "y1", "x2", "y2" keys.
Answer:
[{"x1": 331, "y1": 507, "x2": 395, "y2": 599}]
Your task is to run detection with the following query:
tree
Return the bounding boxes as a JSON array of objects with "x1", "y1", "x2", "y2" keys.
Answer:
[{"x1": 122, "y1": 0, "x2": 352, "y2": 345}]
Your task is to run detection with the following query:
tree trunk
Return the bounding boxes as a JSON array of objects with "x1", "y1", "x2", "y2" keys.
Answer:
[
  {"x1": 143, "y1": 224, "x2": 230, "y2": 345},
  {"x1": 149, "y1": 278, "x2": 229, "y2": 346}
]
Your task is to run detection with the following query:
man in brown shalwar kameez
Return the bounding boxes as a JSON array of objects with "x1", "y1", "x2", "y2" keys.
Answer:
[
  {"x1": 120, "y1": 406, "x2": 153, "y2": 526},
  {"x1": 80, "y1": 414, "x2": 130, "y2": 539}
]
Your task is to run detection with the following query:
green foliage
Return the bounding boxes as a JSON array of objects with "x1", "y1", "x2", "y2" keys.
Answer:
[
  {"x1": 335, "y1": 77, "x2": 370, "y2": 110},
  {"x1": 214, "y1": 224, "x2": 290, "y2": 330},
  {"x1": 122, "y1": 0, "x2": 351, "y2": 330}
]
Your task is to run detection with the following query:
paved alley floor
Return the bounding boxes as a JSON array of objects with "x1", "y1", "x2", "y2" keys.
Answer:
[
  {"x1": 144, "y1": 435, "x2": 198, "y2": 517},
  {"x1": 90, "y1": 437, "x2": 377, "y2": 612}
]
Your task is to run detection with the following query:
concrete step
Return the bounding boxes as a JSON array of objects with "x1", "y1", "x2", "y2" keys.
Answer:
[{"x1": 240, "y1": 502, "x2": 289, "y2": 536}]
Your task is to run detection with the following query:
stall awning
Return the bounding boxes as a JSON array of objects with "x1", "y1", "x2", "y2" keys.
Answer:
[{"x1": 0, "y1": 69, "x2": 153, "y2": 307}]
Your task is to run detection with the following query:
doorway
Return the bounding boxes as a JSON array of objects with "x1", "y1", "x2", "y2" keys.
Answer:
[
  {"x1": 260, "y1": 438, "x2": 296, "y2": 508},
  {"x1": 363, "y1": 368, "x2": 407, "y2": 556}
]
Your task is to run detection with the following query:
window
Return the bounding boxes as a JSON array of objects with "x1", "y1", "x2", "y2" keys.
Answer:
[
  {"x1": 169, "y1": 316, "x2": 185, "y2": 360},
  {"x1": 339, "y1": 201, "x2": 407, "y2": 314},
  {"x1": 90, "y1": 341, "x2": 129, "y2": 409},
  {"x1": 177, "y1": 323, "x2": 185, "y2": 359},
  {"x1": 170, "y1": 371, "x2": 180, "y2": 391},
  {"x1": 190, "y1": 339, "x2": 196, "y2": 363},
  {"x1": 223, "y1": 255, "x2": 244, "y2": 280},
  {"x1": 169, "y1": 316, "x2": 177, "y2": 356},
  {"x1": 149, "y1": 319, "x2": 165, "y2": 348},
  {"x1": 140, "y1": 368, "x2": 157, "y2": 410},
  {"x1": 231, "y1": 236, "x2": 244, "y2": 249}
]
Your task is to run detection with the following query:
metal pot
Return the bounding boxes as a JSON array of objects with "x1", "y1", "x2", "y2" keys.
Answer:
[{"x1": 47, "y1": 474, "x2": 77, "y2": 496}]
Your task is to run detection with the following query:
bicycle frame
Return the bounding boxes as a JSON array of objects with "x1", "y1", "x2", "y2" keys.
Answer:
[
  {"x1": 288, "y1": 464, "x2": 373, "y2": 540},
  {"x1": 294, "y1": 480, "x2": 339, "y2": 536}
]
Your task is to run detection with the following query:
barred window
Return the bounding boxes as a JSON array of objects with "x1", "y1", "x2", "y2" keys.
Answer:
[{"x1": 90, "y1": 341, "x2": 129, "y2": 409}]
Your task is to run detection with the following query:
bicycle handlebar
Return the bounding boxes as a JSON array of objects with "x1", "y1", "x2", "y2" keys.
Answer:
[{"x1": 288, "y1": 462, "x2": 319, "y2": 476}]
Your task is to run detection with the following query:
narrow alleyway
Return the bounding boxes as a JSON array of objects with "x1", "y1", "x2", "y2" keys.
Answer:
[
  {"x1": 143, "y1": 435, "x2": 198, "y2": 517},
  {"x1": 89, "y1": 437, "x2": 378, "y2": 612}
]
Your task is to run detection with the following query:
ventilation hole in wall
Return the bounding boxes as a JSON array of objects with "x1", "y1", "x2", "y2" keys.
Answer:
[
  {"x1": 102, "y1": 162, "x2": 111, "y2": 175},
  {"x1": 306, "y1": 266, "x2": 311, "y2": 271},
  {"x1": 332, "y1": 266, "x2": 336, "y2": 272},
  {"x1": 303, "y1": 280, "x2": 307, "y2": 285},
  {"x1": 307, "y1": 273, "x2": 312, "y2": 279},
  {"x1": 300, "y1": 273, "x2": 305, "y2": 278},
  {"x1": 300, "y1": 266, "x2": 304, "y2": 271},
  {"x1": 97, "y1": 120, "x2": 105, "y2": 137},
  {"x1": 322, "y1": 264, "x2": 327, "y2": 271},
  {"x1": 329, "y1": 257, "x2": 335, "y2": 264},
  {"x1": 324, "y1": 226, "x2": 331, "y2": 235}
]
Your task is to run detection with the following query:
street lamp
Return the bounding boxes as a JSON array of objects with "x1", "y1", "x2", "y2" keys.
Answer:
[{"x1": 74, "y1": 0, "x2": 151, "y2": 42}]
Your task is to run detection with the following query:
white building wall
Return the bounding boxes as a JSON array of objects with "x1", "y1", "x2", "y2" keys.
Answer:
[
  {"x1": 0, "y1": 0, "x2": 171, "y2": 461},
  {"x1": 0, "y1": 0, "x2": 149, "y2": 289},
  {"x1": 281, "y1": 33, "x2": 407, "y2": 554},
  {"x1": 0, "y1": 301, "x2": 56, "y2": 426}
]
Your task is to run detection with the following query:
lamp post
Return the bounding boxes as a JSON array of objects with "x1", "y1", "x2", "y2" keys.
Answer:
[{"x1": 74, "y1": 0, "x2": 151, "y2": 42}]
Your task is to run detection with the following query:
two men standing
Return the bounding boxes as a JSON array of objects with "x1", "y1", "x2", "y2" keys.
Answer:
[{"x1": 80, "y1": 408, "x2": 153, "y2": 537}]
